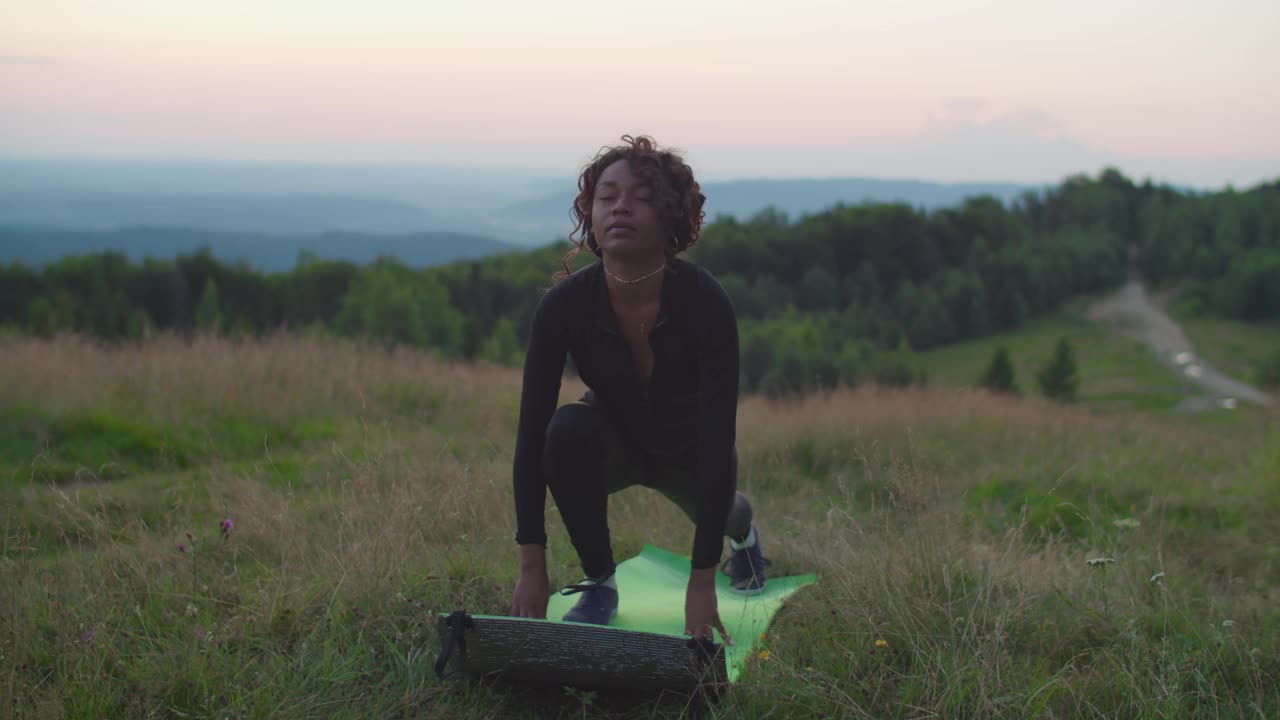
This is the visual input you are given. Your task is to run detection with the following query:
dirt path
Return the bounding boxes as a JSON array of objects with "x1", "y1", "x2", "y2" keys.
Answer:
[{"x1": 1087, "y1": 276, "x2": 1272, "y2": 410}]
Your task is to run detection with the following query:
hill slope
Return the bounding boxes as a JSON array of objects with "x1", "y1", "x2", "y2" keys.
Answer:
[{"x1": 1, "y1": 335, "x2": 1275, "y2": 718}]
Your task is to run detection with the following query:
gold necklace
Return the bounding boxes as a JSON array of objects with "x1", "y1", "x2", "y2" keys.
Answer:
[{"x1": 604, "y1": 262, "x2": 665, "y2": 285}]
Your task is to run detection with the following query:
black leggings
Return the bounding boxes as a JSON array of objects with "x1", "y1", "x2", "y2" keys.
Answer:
[{"x1": 542, "y1": 395, "x2": 754, "y2": 579}]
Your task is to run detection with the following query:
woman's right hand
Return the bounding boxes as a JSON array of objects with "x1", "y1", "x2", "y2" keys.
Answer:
[{"x1": 510, "y1": 568, "x2": 550, "y2": 619}]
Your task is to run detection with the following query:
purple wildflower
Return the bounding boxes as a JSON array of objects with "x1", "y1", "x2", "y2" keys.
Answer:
[
  {"x1": 220, "y1": 518, "x2": 233, "y2": 538},
  {"x1": 80, "y1": 630, "x2": 96, "y2": 643},
  {"x1": 177, "y1": 542, "x2": 186, "y2": 553}
]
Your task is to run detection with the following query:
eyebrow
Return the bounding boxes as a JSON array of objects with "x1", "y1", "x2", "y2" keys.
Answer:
[{"x1": 596, "y1": 180, "x2": 651, "y2": 191}]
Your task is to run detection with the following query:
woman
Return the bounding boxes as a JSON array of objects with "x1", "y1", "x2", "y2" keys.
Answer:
[{"x1": 508, "y1": 135, "x2": 767, "y2": 645}]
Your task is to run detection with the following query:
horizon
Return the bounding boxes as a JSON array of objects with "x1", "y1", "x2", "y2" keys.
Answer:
[
  {"x1": 1, "y1": 152, "x2": 1264, "y2": 194},
  {"x1": 5, "y1": 1, "x2": 1279, "y2": 188}
]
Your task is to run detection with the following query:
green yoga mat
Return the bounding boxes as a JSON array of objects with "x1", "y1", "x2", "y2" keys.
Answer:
[{"x1": 436, "y1": 544, "x2": 815, "y2": 687}]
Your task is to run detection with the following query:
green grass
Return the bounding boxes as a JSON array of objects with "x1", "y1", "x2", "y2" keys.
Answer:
[
  {"x1": 2, "y1": 335, "x2": 1278, "y2": 719},
  {"x1": 918, "y1": 313, "x2": 1196, "y2": 414},
  {"x1": 0, "y1": 405, "x2": 338, "y2": 487},
  {"x1": 1174, "y1": 311, "x2": 1280, "y2": 388}
]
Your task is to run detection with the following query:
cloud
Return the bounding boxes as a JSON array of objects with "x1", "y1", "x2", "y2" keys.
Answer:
[
  {"x1": 691, "y1": 103, "x2": 1277, "y2": 188},
  {"x1": 692, "y1": 104, "x2": 1100, "y2": 184}
]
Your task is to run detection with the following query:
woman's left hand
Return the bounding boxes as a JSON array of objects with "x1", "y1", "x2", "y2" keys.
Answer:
[{"x1": 684, "y1": 567, "x2": 731, "y2": 645}]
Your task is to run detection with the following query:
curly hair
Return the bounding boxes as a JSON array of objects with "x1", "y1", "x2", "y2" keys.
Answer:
[{"x1": 555, "y1": 135, "x2": 706, "y2": 281}]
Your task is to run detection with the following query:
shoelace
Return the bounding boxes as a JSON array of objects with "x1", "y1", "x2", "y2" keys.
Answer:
[
  {"x1": 719, "y1": 551, "x2": 772, "y2": 576},
  {"x1": 558, "y1": 578, "x2": 615, "y2": 596}
]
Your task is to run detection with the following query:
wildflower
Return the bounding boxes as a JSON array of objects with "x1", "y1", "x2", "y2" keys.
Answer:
[
  {"x1": 220, "y1": 518, "x2": 233, "y2": 538},
  {"x1": 177, "y1": 542, "x2": 186, "y2": 553},
  {"x1": 1150, "y1": 572, "x2": 1165, "y2": 583},
  {"x1": 80, "y1": 630, "x2": 95, "y2": 643},
  {"x1": 1086, "y1": 557, "x2": 1115, "y2": 567},
  {"x1": 875, "y1": 639, "x2": 888, "y2": 649},
  {"x1": 759, "y1": 633, "x2": 767, "y2": 641},
  {"x1": 757, "y1": 650, "x2": 770, "y2": 661}
]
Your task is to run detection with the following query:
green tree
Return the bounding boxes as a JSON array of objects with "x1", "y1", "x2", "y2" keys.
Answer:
[
  {"x1": 870, "y1": 336, "x2": 927, "y2": 388},
  {"x1": 796, "y1": 266, "x2": 839, "y2": 311},
  {"x1": 26, "y1": 296, "x2": 56, "y2": 338},
  {"x1": 1037, "y1": 338, "x2": 1079, "y2": 402},
  {"x1": 479, "y1": 317, "x2": 522, "y2": 366},
  {"x1": 979, "y1": 346, "x2": 1019, "y2": 394},
  {"x1": 126, "y1": 308, "x2": 153, "y2": 342},
  {"x1": 336, "y1": 260, "x2": 464, "y2": 354},
  {"x1": 195, "y1": 278, "x2": 223, "y2": 332}
]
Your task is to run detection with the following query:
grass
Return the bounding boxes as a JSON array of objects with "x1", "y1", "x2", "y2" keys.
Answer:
[
  {"x1": 1173, "y1": 312, "x2": 1280, "y2": 388},
  {"x1": 2, "y1": 333, "x2": 1279, "y2": 718},
  {"x1": 917, "y1": 312, "x2": 1197, "y2": 414}
]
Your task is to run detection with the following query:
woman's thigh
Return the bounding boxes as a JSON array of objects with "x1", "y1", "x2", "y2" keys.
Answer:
[
  {"x1": 545, "y1": 393, "x2": 649, "y2": 495},
  {"x1": 637, "y1": 448, "x2": 739, "y2": 521}
]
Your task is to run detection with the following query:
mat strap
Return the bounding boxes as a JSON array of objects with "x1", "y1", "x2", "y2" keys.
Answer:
[{"x1": 434, "y1": 610, "x2": 475, "y2": 680}]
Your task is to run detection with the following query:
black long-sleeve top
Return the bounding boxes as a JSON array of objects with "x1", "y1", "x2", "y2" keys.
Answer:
[{"x1": 512, "y1": 258, "x2": 740, "y2": 570}]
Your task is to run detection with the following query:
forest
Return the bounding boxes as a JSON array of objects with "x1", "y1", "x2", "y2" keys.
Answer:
[{"x1": 2, "y1": 169, "x2": 1277, "y2": 395}]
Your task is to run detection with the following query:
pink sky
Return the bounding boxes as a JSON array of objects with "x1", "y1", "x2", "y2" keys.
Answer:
[{"x1": 3, "y1": 0, "x2": 1278, "y2": 185}]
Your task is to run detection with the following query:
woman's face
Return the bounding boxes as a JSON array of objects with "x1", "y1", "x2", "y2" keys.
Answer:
[{"x1": 591, "y1": 159, "x2": 666, "y2": 261}]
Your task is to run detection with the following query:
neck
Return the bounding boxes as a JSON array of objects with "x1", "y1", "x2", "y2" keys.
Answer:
[{"x1": 602, "y1": 253, "x2": 667, "y2": 305}]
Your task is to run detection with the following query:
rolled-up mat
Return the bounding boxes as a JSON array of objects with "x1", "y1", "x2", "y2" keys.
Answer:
[{"x1": 436, "y1": 544, "x2": 816, "y2": 688}]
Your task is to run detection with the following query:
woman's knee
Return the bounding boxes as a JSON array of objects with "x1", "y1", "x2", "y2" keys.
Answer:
[
  {"x1": 542, "y1": 402, "x2": 610, "y2": 480},
  {"x1": 726, "y1": 492, "x2": 753, "y2": 540}
]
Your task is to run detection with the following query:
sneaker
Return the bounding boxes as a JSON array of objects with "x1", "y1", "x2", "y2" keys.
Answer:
[
  {"x1": 559, "y1": 574, "x2": 619, "y2": 625},
  {"x1": 720, "y1": 526, "x2": 770, "y2": 595}
]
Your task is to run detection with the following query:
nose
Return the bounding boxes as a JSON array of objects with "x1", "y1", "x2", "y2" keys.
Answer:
[{"x1": 609, "y1": 196, "x2": 632, "y2": 215}]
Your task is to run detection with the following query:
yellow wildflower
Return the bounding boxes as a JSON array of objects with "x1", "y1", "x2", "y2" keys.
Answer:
[
  {"x1": 758, "y1": 650, "x2": 770, "y2": 661},
  {"x1": 875, "y1": 639, "x2": 888, "y2": 649}
]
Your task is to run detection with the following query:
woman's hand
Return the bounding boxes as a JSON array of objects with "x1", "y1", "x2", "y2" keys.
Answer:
[
  {"x1": 510, "y1": 545, "x2": 550, "y2": 619},
  {"x1": 510, "y1": 568, "x2": 550, "y2": 618},
  {"x1": 684, "y1": 567, "x2": 731, "y2": 645}
]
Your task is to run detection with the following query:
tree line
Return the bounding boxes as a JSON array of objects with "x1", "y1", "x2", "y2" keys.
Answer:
[{"x1": 1, "y1": 168, "x2": 1275, "y2": 396}]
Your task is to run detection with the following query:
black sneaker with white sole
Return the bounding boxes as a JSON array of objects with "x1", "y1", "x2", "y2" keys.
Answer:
[
  {"x1": 558, "y1": 574, "x2": 619, "y2": 625},
  {"x1": 720, "y1": 526, "x2": 770, "y2": 595}
]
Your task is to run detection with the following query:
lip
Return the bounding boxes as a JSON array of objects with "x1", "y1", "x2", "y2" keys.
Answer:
[{"x1": 606, "y1": 220, "x2": 636, "y2": 232}]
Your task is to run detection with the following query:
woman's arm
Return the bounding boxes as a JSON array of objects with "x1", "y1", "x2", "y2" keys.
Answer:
[
  {"x1": 690, "y1": 273, "x2": 740, "y2": 571},
  {"x1": 512, "y1": 291, "x2": 569, "y2": 550},
  {"x1": 684, "y1": 272, "x2": 740, "y2": 642}
]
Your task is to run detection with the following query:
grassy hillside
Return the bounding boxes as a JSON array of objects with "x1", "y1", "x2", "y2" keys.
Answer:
[
  {"x1": 1174, "y1": 312, "x2": 1280, "y2": 388},
  {"x1": 917, "y1": 303, "x2": 1200, "y2": 415},
  {"x1": 2, "y1": 335, "x2": 1278, "y2": 718}
]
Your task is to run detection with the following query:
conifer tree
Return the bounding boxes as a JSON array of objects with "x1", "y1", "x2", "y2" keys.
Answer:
[
  {"x1": 195, "y1": 278, "x2": 223, "y2": 333},
  {"x1": 1037, "y1": 338, "x2": 1079, "y2": 402},
  {"x1": 979, "y1": 345, "x2": 1019, "y2": 394}
]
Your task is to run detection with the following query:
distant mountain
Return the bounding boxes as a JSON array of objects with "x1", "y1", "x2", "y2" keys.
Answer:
[
  {"x1": 704, "y1": 177, "x2": 1034, "y2": 217},
  {"x1": 0, "y1": 156, "x2": 1039, "y2": 249},
  {"x1": 493, "y1": 177, "x2": 1038, "y2": 244},
  {"x1": 0, "y1": 190, "x2": 446, "y2": 235},
  {"x1": 0, "y1": 226, "x2": 520, "y2": 271}
]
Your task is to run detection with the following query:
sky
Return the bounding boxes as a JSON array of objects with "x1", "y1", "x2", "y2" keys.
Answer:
[{"x1": 3, "y1": 0, "x2": 1278, "y2": 187}]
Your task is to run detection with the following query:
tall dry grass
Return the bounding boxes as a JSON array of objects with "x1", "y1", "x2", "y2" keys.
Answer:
[{"x1": 1, "y1": 334, "x2": 1276, "y2": 718}]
